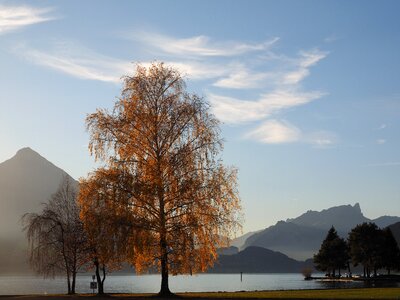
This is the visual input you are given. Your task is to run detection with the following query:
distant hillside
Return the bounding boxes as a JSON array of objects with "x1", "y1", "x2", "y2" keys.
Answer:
[
  {"x1": 230, "y1": 231, "x2": 260, "y2": 250},
  {"x1": 210, "y1": 246, "x2": 308, "y2": 273},
  {"x1": 373, "y1": 216, "x2": 400, "y2": 228},
  {"x1": 243, "y1": 221, "x2": 327, "y2": 260},
  {"x1": 0, "y1": 148, "x2": 76, "y2": 273},
  {"x1": 242, "y1": 204, "x2": 400, "y2": 260}
]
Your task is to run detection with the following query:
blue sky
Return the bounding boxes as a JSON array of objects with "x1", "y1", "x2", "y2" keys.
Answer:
[{"x1": 1, "y1": 0, "x2": 399, "y2": 233}]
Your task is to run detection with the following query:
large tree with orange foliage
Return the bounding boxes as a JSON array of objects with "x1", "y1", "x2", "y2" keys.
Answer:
[
  {"x1": 78, "y1": 62, "x2": 242, "y2": 296},
  {"x1": 79, "y1": 172, "x2": 127, "y2": 294}
]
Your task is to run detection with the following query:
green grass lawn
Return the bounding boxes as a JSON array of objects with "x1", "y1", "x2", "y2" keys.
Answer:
[
  {"x1": 2, "y1": 288, "x2": 400, "y2": 299},
  {"x1": 178, "y1": 288, "x2": 400, "y2": 299}
]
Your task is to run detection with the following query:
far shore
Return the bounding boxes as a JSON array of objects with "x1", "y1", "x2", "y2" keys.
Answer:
[
  {"x1": 1, "y1": 287, "x2": 400, "y2": 299},
  {"x1": 307, "y1": 274, "x2": 400, "y2": 282}
]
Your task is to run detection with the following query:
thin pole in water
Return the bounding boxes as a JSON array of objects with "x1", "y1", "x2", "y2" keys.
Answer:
[{"x1": 240, "y1": 272, "x2": 243, "y2": 282}]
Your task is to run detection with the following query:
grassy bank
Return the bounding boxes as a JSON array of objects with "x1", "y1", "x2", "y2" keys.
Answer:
[{"x1": 1, "y1": 288, "x2": 400, "y2": 299}]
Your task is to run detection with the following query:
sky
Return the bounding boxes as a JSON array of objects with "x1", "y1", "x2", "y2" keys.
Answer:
[{"x1": 0, "y1": 0, "x2": 399, "y2": 233}]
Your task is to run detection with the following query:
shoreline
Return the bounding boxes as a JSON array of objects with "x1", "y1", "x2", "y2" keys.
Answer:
[
  {"x1": 0, "y1": 287, "x2": 400, "y2": 299},
  {"x1": 308, "y1": 275, "x2": 400, "y2": 282}
]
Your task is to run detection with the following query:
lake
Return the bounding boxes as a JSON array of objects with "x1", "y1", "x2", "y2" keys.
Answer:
[{"x1": 0, "y1": 273, "x2": 399, "y2": 295}]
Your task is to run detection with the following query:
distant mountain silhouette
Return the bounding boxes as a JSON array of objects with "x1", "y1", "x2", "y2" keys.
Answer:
[
  {"x1": 243, "y1": 221, "x2": 327, "y2": 261},
  {"x1": 210, "y1": 246, "x2": 309, "y2": 273},
  {"x1": 287, "y1": 203, "x2": 368, "y2": 232},
  {"x1": 242, "y1": 204, "x2": 400, "y2": 260},
  {"x1": 0, "y1": 147, "x2": 76, "y2": 273},
  {"x1": 372, "y1": 216, "x2": 400, "y2": 228},
  {"x1": 230, "y1": 231, "x2": 261, "y2": 250},
  {"x1": 2, "y1": 148, "x2": 399, "y2": 274},
  {"x1": 388, "y1": 222, "x2": 400, "y2": 247}
]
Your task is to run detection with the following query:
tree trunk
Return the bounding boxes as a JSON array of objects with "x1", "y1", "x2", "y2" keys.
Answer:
[
  {"x1": 94, "y1": 258, "x2": 105, "y2": 295},
  {"x1": 71, "y1": 270, "x2": 76, "y2": 294},
  {"x1": 66, "y1": 269, "x2": 71, "y2": 294},
  {"x1": 159, "y1": 237, "x2": 172, "y2": 297},
  {"x1": 101, "y1": 264, "x2": 107, "y2": 292},
  {"x1": 387, "y1": 268, "x2": 391, "y2": 275}
]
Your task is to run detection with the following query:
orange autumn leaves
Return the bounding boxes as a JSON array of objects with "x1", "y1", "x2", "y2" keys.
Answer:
[{"x1": 78, "y1": 63, "x2": 242, "y2": 292}]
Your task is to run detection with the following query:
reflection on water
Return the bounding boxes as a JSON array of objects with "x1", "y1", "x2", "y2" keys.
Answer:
[{"x1": 0, "y1": 274, "x2": 399, "y2": 295}]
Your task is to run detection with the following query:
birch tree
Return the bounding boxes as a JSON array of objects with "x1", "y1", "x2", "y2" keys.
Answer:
[{"x1": 79, "y1": 62, "x2": 242, "y2": 296}]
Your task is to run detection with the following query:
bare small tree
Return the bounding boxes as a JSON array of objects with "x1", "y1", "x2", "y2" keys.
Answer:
[{"x1": 22, "y1": 176, "x2": 88, "y2": 294}]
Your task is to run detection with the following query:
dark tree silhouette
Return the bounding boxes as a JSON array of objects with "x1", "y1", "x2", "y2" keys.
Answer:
[
  {"x1": 380, "y1": 228, "x2": 400, "y2": 275},
  {"x1": 22, "y1": 177, "x2": 88, "y2": 294},
  {"x1": 348, "y1": 222, "x2": 381, "y2": 277},
  {"x1": 314, "y1": 226, "x2": 349, "y2": 277}
]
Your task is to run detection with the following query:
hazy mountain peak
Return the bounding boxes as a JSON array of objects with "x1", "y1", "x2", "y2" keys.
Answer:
[
  {"x1": 16, "y1": 147, "x2": 35, "y2": 155},
  {"x1": 353, "y1": 202, "x2": 361, "y2": 213},
  {"x1": 285, "y1": 203, "x2": 368, "y2": 232},
  {"x1": 0, "y1": 147, "x2": 77, "y2": 273},
  {"x1": 13, "y1": 147, "x2": 44, "y2": 161}
]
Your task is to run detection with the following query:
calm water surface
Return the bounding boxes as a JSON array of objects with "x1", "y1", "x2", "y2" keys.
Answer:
[{"x1": 0, "y1": 273, "x2": 398, "y2": 295}]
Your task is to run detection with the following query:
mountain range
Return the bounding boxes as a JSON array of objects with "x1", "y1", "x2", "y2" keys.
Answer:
[
  {"x1": 0, "y1": 148, "x2": 74, "y2": 273},
  {"x1": 238, "y1": 204, "x2": 400, "y2": 260},
  {"x1": 0, "y1": 147, "x2": 399, "y2": 274}
]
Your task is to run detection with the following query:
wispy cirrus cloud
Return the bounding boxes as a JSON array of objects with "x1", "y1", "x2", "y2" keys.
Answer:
[
  {"x1": 0, "y1": 5, "x2": 55, "y2": 35},
  {"x1": 15, "y1": 42, "x2": 132, "y2": 83},
  {"x1": 15, "y1": 41, "x2": 236, "y2": 83},
  {"x1": 209, "y1": 90, "x2": 324, "y2": 124},
  {"x1": 128, "y1": 31, "x2": 279, "y2": 57},
  {"x1": 213, "y1": 67, "x2": 273, "y2": 89},
  {"x1": 14, "y1": 31, "x2": 332, "y2": 146}
]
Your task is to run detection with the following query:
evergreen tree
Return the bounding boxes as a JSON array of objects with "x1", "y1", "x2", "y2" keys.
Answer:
[{"x1": 314, "y1": 226, "x2": 349, "y2": 277}]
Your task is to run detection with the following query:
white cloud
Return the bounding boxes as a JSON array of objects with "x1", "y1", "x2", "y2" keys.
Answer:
[
  {"x1": 209, "y1": 90, "x2": 325, "y2": 124},
  {"x1": 282, "y1": 69, "x2": 310, "y2": 85},
  {"x1": 246, "y1": 120, "x2": 301, "y2": 144},
  {"x1": 13, "y1": 31, "x2": 332, "y2": 147},
  {"x1": 376, "y1": 139, "x2": 386, "y2": 145},
  {"x1": 129, "y1": 32, "x2": 279, "y2": 57},
  {"x1": 0, "y1": 5, "x2": 54, "y2": 35},
  {"x1": 16, "y1": 43, "x2": 131, "y2": 83},
  {"x1": 282, "y1": 50, "x2": 328, "y2": 85},
  {"x1": 299, "y1": 49, "x2": 328, "y2": 68},
  {"x1": 165, "y1": 61, "x2": 230, "y2": 80},
  {"x1": 17, "y1": 42, "x2": 234, "y2": 83},
  {"x1": 209, "y1": 94, "x2": 268, "y2": 124},
  {"x1": 213, "y1": 68, "x2": 272, "y2": 89},
  {"x1": 378, "y1": 124, "x2": 387, "y2": 130}
]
